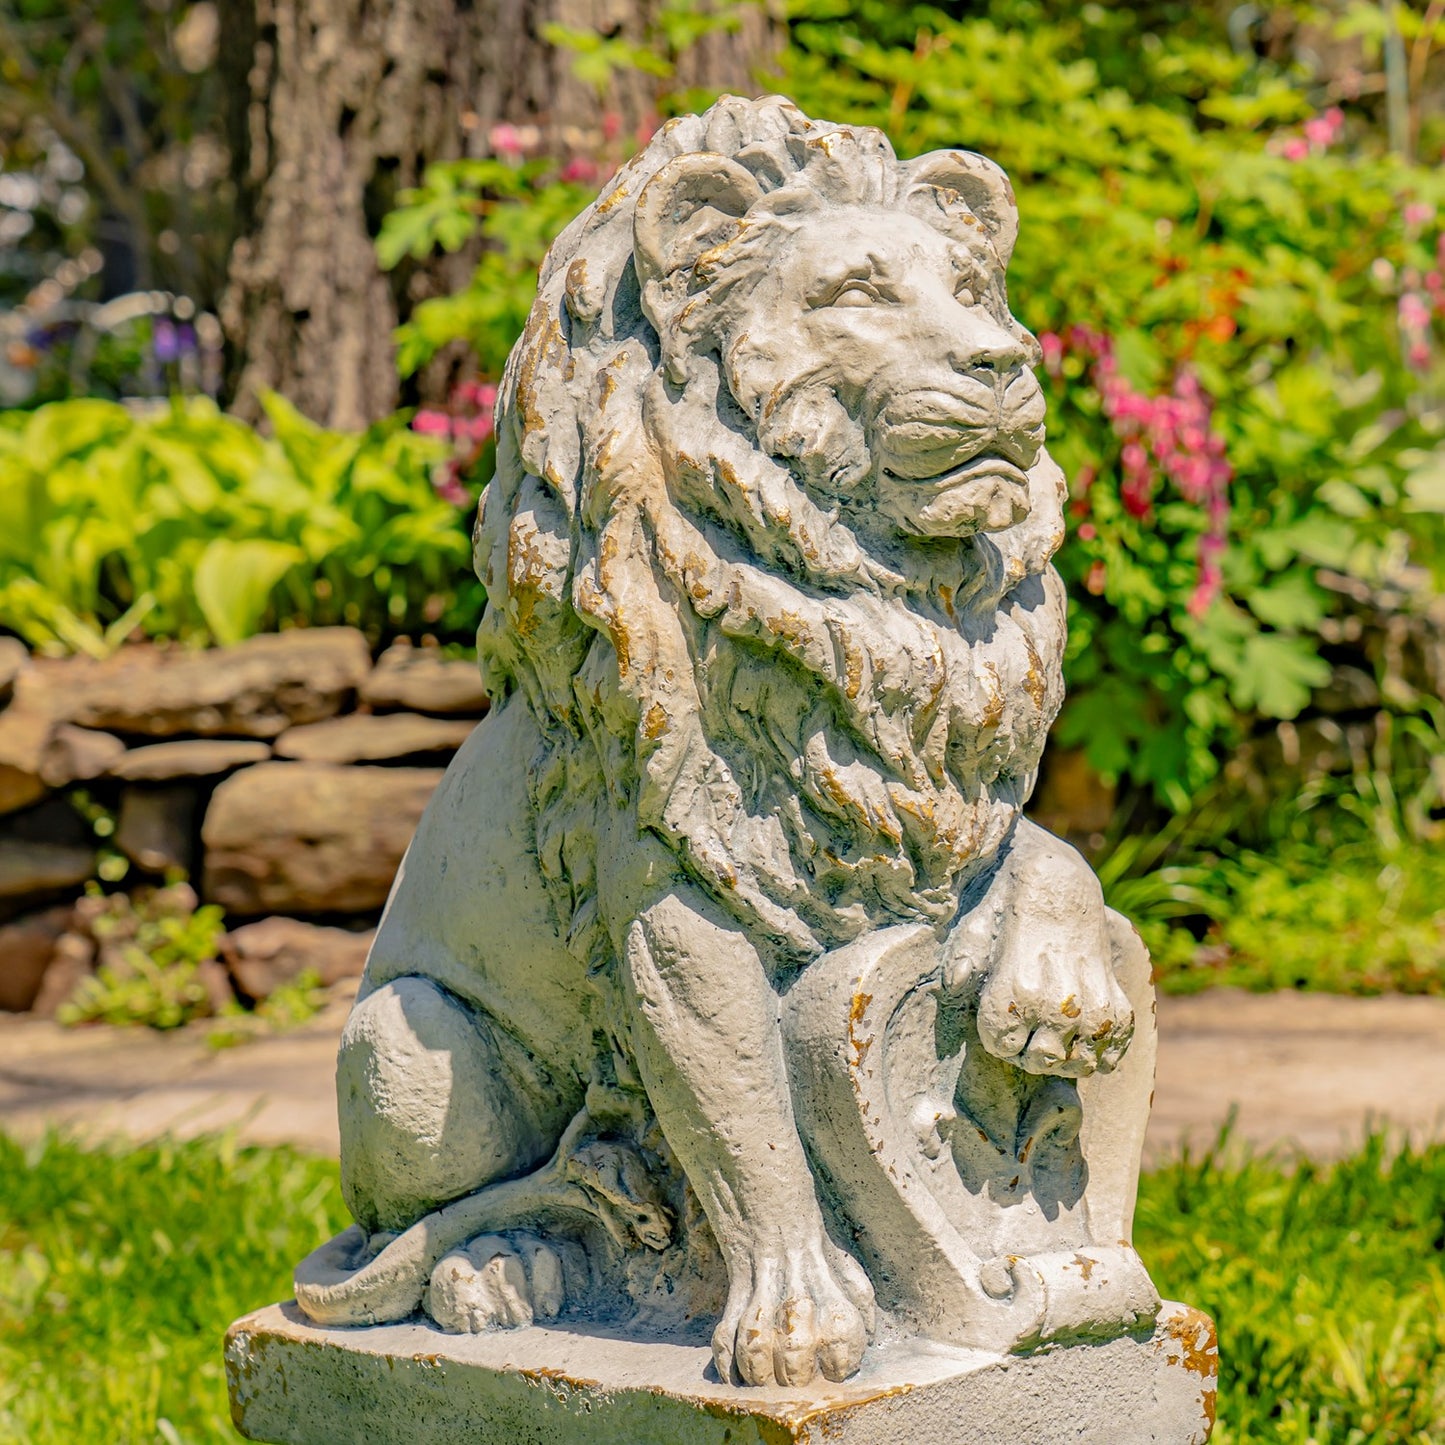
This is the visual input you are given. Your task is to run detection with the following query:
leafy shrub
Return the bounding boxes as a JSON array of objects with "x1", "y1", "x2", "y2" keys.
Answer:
[
  {"x1": 381, "y1": 1, "x2": 1445, "y2": 829},
  {"x1": 205, "y1": 968, "x2": 329, "y2": 1051},
  {"x1": 56, "y1": 885, "x2": 228, "y2": 1030},
  {"x1": 0, "y1": 392, "x2": 482, "y2": 654},
  {"x1": 1117, "y1": 837, "x2": 1445, "y2": 996},
  {"x1": 784, "y1": 2, "x2": 1445, "y2": 817}
]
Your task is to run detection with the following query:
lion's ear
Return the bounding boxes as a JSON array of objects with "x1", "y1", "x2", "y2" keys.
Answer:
[
  {"x1": 634, "y1": 153, "x2": 763, "y2": 284},
  {"x1": 903, "y1": 151, "x2": 1019, "y2": 268}
]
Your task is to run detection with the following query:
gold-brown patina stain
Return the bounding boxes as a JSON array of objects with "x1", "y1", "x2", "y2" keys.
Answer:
[
  {"x1": 849, "y1": 990, "x2": 874, "y2": 1071},
  {"x1": 642, "y1": 702, "x2": 669, "y2": 740},
  {"x1": 1069, "y1": 1252, "x2": 1096, "y2": 1281},
  {"x1": 506, "y1": 519, "x2": 555, "y2": 638},
  {"x1": 595, "y1": 183, "x2": 630, "y2": 215},
  {"x1": 1162, "y1": 1305, "x2": 1219, "y2": 1381},
  {"x1": 1159, "y1": 1304, "x2": 1220, "y2": 1434},
  {"x1": 1021, "y1": 631, "x2": 1049, "y2": 712},
  {"x1": 1059, "y1": 995, "x2": 1082, "y2": 1020}
]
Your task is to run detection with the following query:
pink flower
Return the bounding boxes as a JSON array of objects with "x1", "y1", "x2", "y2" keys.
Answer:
[
  {"x1": 1077, "y1": 522, "x2": 1097, "y2": 541},
  {"x1": 489, "y1": 123, "x2": 525, "y2": 159},
  {"x1": 559, "y1": 156, "x2": 600, "y2": 184},
  {"x1": 456, "y1": 380, "x2": 498, "y2": 411},
  {"x1": 457, "y1": 413, "x2": 495, "y2": 443},
  {"x1": 412, "y1": 409, "x2": 452, "y2": 437},
  {"x1": 1039, "y1": 331, "x2": 1065, "y2": 376},
  {"x1": 1400, "y1": 291, "x2": 1432, "y2": 331},
  {"x1": 1303, "y1": 107, "x2": 1344, "y2": 150},
  {"x1": 1280, "y1": 137, "x2": 1310, "y2": 163},
  {"x1": 1187, "y1": 560, "x2": 1223, "y2": 618},
  {"x1": 1408, "y1": 338, "x2": 1432, "y2": 368},
  {"x1": 1404, "y1": 203, "x2": 1435, "y2": 231},
  {"x1": 602, "y1": 111, "x2": 622, "y2": 143}
]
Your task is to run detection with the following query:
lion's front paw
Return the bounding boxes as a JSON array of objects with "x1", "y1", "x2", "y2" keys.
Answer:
[
  {"x1": 976, "y1": 953, "x2": 1132, "y2": 1080},
  {"x1": 951, "y1": 826, "x2": 1135, "y2": 1078},
  {"x1": 974, "y1": 916, "x2": 1134, "y2": 1079},
  {"x1": 423, "y1": 1233, "x2": 565, "y2": 1333},
  {"x1": 713, "y1": 1236, "x2": 875, "y2": 1387}
]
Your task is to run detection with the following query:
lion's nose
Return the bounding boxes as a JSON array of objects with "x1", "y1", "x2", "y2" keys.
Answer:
[{"x1": 948, "y1": 320, "x2": 1036, "y2": 379}]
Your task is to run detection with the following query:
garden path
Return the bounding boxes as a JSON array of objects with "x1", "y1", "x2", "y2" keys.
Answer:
[{"x1": 1, "y1": 988, "x2": 1440, "y2": 1163}]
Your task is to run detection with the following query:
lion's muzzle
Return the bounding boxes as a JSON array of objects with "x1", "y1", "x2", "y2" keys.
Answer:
[{"x1": 873, "y1": 373, "x2": 1045, "y2": 536}]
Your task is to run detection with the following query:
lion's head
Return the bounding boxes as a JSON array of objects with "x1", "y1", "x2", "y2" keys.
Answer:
[{"x1": 476, "y1": 96, "x2": 1068, "y2": 965}]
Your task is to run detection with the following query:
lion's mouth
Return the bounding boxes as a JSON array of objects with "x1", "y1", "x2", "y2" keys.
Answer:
[
  {"x1": 885, "y1": 451, "x2": 1031, "y2": 494},
  {"x1": 878, "y1": 450, "x2": 1033, "y2": 538}
]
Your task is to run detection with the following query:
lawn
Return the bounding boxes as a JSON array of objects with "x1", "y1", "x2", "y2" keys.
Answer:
[{"x1": 1, "y1": 1130, "x2": 1440, "y2": 1443}]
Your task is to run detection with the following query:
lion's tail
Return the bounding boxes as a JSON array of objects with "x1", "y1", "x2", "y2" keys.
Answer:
[{"x1": 292, "y1": 1174, "x2": 594, "y2": 1327}]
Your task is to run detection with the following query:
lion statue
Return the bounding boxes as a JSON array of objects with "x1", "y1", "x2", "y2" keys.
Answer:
[{"x1": 293, "y1": 94, "x2": 1161, "y2": 1388}]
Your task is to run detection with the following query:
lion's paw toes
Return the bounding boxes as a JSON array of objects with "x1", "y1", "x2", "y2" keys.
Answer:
[
  {"x1": 423, "y1": 1233, "x2": 565, "y2": 1333},
  {"x1": 976, "y1": 960, "x2": 1134, "y2": 1078},
  {"x1": 713, "y1": 1238, "x2": 874, "y2": 1388}
]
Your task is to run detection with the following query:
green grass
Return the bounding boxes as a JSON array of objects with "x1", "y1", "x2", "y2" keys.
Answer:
[
  {"x1": 0, "y1": 1133, "x2": 348, "y2": 1444},
  {"x1": 1115, "y1": 838, "x2": 1445, "y2": 998},
  {"x1": 1, "y1": 1130, "x2": 1442, "y2": 1442}
]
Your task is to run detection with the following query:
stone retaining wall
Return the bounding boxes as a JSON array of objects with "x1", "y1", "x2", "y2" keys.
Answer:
[{"x1": 0, "y1": 629, "x2": 486, "y2": 1014}]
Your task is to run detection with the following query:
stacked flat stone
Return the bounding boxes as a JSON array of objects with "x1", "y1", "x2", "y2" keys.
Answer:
[{"x1": 0, "y1": 630, "x2": 486, "y2": 1014}]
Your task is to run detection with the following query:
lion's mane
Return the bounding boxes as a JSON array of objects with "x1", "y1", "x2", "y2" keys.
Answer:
[{"x1": 474, "y1": 95, "x2": 1068, "y2": 967}]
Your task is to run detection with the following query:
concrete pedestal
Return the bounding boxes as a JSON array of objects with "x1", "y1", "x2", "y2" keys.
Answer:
[{"x1": 226, "y1": 1300, "x2": 1216, "y2": 1444}]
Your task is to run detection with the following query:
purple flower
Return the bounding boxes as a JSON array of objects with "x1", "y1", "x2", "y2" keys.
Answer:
[{"x1": 153, "y1": 317, "x2": 180, "y2": 364}]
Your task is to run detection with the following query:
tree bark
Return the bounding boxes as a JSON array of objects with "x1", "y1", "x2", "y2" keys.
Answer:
[{"x1": 218, "y1": 0, "x2": 781, "y2": 430}]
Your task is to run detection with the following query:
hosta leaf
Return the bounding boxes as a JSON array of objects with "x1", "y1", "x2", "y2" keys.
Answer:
[{"x1": 192, "y1": 539, "x2": 305, "y2": 647}]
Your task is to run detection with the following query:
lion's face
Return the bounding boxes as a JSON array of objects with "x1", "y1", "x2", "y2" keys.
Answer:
[{"x1": 718, "y1": 208, "x2": 1046, "y2": 540}]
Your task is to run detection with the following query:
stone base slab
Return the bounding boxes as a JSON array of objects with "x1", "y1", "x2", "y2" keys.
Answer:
[{"x1": 226, "y1": 1300, "x2": 1216, "y2": 1444}]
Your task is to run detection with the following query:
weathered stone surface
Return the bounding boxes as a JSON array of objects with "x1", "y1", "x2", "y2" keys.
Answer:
[
  {"x1": 0, "y1": 705, "x2": 126, "y2": 813},
  {"x1": 15, "y1": 628, "x2": 371, "y2": 739},
  {"x1": 202, "y1": 763, "x2": 443, "y2": 915},
  {"x1": 360, "y1": 642, "x2": 488, "y2": 716},
  {"x1": 0, "y1": 765, "x2": 46, "y2": 816},
  {"x1": 221, "y1": 917, "x2": 375, "y2": 1000},
  {"x1": 0, "y1": 903, "x2": 72, "y2": 1012},
  {"x1": 228, "y1": 1301, "x2": 1217, "y2": 1445},
  {"x1": 29, "y1": 931, "x2": 95, "y2": 1018},
  {"x1": 0, "y1": 840, "x2": 94, "y2": 901},
  {"x1": 239, "y1": 95, "x2": 1212, "y2": 1431},
  {"x1": 115, "y1": 786, "x2": 197, "y2": 875},
  {"x1": 111, "y1": 740, "x2": 272, "y2": 782},
  {"x1": 274, "y1": 714, "x2": 474, "y2": 765},
  {"x1": 0, "y1": 636, "x2": 27, "y2": 706}
]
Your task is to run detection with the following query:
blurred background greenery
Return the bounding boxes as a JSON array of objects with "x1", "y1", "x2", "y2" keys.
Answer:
[{"x1": 0, "y1": 0, "x2": 1442, "y2": 994}]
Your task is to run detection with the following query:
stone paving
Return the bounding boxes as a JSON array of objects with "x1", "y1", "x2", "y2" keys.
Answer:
[{"x1": 2, "y1": 988, "x2": 1442, "y2": 1163}]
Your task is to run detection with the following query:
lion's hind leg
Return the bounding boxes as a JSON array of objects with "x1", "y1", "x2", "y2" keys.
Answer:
[{"x1": 337, "y1": 975, "x2": 552, "y2": 1236}]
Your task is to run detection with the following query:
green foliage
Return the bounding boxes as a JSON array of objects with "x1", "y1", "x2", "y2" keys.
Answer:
[
  {"x1": 0, "y1": 1132, "x2": 351, "y2": 1443},
  {"x1": 2, "y1": 1130, "x2": 1442, "y2": 1440},
  {"x1": 205, "y1": 970, "x2": 329, "y2": 1052},
  {"x1": 1128, "y1": 837, "x2": 1445, "y2": 997},
  {"x1": 57, "y1": 887, "x2": 226, "y2": 1031},
  {"x1": 0, "y1": 394, "x2": 482, "y2": 653},
  {"x1": 1139, "y1": 1134, "x2": 1445, "y2": 1443},
  {"x1": 378, "y1": 159, "x2": 597, "y2": 381},
  {"x1": 778, "y1": 0, "x2": 1445, "y2": 811},
  {"x1": 381, "y1": 1, "x2": 1445, "y2": 821}
]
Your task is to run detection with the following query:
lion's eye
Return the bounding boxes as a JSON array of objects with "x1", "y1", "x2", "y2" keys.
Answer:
[{"x1": 830, "y1": 281, "x2": 878, "y2": 308}]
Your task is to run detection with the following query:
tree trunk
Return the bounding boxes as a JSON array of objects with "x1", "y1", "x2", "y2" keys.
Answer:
[{"x1": 218, "y1": 0, "x2": 781, "y2": 430}]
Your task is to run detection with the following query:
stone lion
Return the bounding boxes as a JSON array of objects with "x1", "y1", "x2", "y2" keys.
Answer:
[{"x1": 294, "y1": 94, "x2": 1160, "y2": 1388}]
